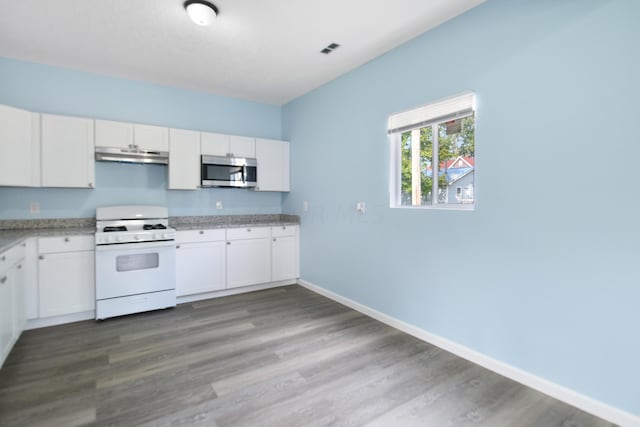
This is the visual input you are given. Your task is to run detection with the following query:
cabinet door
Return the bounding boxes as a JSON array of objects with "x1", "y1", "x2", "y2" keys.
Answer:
[
  {"x1": 255, "y1": 138, "x2": 290, "y2": 192},
  {"x1": 226, "y1": 238, "x2": 271, "y2": 289},
  {"x1": 12, "y1": 261, "x2": 25, "y2": 340},
  {"x1": 201, "y1": 132, "x2": 229, "y2": 156},
  {"x1": 169, "y1": 128, "x2": 200, "y2": 190},
  {"x1": 39, "y1": 251, "x2": 95, "y2": 318},
  {"x1": 134, "y1": 124, "x2": 169, "y2": 152},
  {"x1": 176, "y1": 241, "x2": 226, "y2": 296},
  {"x1": 272, "y1": 235, "x2": 299, "y2": 281},
  {"x1": 0, "y1": 104, "x2": 32, "y2": 187},
  {"x1": 41, "y1": 114, "x2": 95, "y2": 188},
  {"x1": 229, "y1": 135, "x2": 255, "y2": 158},
  {"x1": 0, "y1": 269, "x2": 15, "y2": 367},
  {"x1": 95, "y1": 119, "x2": 133, "y2": 149}
]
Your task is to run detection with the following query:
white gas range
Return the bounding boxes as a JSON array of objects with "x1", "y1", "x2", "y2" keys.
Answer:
[{"x1": 95, "y1": 205, "x2": 176, "y2": 320}]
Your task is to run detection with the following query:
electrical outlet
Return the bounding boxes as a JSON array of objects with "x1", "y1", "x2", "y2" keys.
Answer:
[
  {"x1": 30, "y1": 202, "x2": 40, "y2": 214},
  {"x1": 303, "y1": 201, "x2": 308, "y2": 212},
  {"x1": 356, "y1": 202, "x2": 365, "y2": 214},
  {"x1": 216, "y1": 201, "x2": 223, "y2": 209}
]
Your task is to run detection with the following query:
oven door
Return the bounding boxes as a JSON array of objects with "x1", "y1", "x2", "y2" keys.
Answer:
[{"x1": 95, "y1": 241, "x2": 176, "y2": 300}]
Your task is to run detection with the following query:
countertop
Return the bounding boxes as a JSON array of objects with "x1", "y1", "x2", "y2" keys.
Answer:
[{"x1": 0, "y1": 214, "x2": 300, "y2": 254}]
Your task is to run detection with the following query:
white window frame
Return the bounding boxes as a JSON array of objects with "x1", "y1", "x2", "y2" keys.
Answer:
[{"x1": 388, "y1": 92, "x2": 476, "y2": 211}]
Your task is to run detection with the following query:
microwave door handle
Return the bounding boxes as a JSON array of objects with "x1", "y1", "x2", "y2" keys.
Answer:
[{"x1": 241, "y1": 165, "x2": 247, "y2": 183}]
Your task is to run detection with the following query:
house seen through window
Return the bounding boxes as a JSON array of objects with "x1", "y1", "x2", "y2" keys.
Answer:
[{"x1": 388, "y1": 92, "x2": 476, "y2": 209}]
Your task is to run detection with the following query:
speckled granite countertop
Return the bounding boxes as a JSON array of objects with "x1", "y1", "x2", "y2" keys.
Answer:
[
  {"x1": 170, "y1": 214, "x2": 299, "y2": 231},
  {"x1": 0, "y1": 214, "x2": 300, "y2": 253}
]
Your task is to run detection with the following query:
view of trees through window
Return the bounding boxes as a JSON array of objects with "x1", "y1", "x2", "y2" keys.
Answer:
[{"x1": 400, "y1": 115, "x2": 475, "y2": 206}]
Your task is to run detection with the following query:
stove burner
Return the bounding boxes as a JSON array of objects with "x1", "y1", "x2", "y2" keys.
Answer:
[
  {"x1": 143, "y1": 224, "x2": 167, "y2": 230},
  {"x1": 103, "y1": 226, "x2": 127, "y2": 232}
]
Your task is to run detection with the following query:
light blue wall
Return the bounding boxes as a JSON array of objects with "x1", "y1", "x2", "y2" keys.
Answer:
[
  {"x1": 0, "y1": 57, "x2": 282, "y2": 219},
  {"x1": 283, "y1": 0, "x2": 640, "y2": 416}
]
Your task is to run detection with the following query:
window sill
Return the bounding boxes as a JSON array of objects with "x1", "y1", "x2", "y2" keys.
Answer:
[{"x1": 391, "y1": 204, "x2": 475, "y2": 211}]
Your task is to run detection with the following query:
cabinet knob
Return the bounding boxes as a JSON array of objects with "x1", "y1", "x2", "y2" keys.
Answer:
[
  {"x1": 176, "y1": 245, "x2": 181, "y2": 249},
  {"x1": 0, "y1": 255, "x2": 5, "y2": 262},
  {"x1": 226, "y1": 241, "x2": 231, "y2": 245},
  {"x1": 64, "y1": 237, "x2": 70, "y2": 242},
  {"x1": 199, "y1": 230, "x2": 204, "y2": 235},
  {"x1": 0, "y1": 276, "x2": 6, "y2": 284},
  {"x1": 39, "y1": 255, "x2": 45, "y2": 260},
  {"x1": 247, "y1": 228, "x2": 252, "y2": 232},
  {"x1": 273, "y1": 238, "x2": 277, "y2": 242},
  {"x1": 88, "y1": 182, "x2": 94, "y2": 188},
  {"x1": 17, "y1": 264, "x2": 22, "y2": 270}
]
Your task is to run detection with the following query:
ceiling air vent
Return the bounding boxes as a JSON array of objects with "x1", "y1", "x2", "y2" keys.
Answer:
[{"x1": 320, "y1": 42, "x2": 341, "y2": 54}]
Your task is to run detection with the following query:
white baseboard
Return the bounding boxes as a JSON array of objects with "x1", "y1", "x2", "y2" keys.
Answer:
[
  {"x1": 298, "y1": 279, "x2": 639, "y2": 427},
  {"x1": 25, "y1": 310, "x2": 95, "y2": 330},
  {"x1": 177, "y1": 279, "x2": 296, "y2": 304}
]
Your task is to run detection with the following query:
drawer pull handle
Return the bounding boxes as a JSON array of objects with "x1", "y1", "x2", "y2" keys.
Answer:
[
  {"x1": 176, "y1": 245, "x2": 181, "y2": 249},
  {"x1": 17, "y1": 264, "x2": 22, "y2": 270},
  {"x1": 226, "y1": 242, "x2": 231, "y2": 245},
  {"x1": 273, "y1": 238, "x2": 277, "y2": 242},
  {"x1": 64, "y1": 237, "x2": 70, "y2": 242},
  {"x1": 39, "y1": 255, "x2": 45, "y2": 260},
  {"x1": 0, "y1": 276, "x2": 6, "y2": 284},
  {"x1": 0, "y1": 256, "x2": 5, "y2": 262},
  {"x1": 247, "y1": 228, "x2": 252, "y2": 232},
  {"x1": 199, "y1": 230, "x2": 204, "y2": 234}
]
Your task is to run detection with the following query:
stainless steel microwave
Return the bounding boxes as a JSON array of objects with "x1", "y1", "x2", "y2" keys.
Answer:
[{"x1": 201, "y1": 155, "x2": 257, "y2": 188}]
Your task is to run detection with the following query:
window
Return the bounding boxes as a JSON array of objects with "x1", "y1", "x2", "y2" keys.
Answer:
[{"x1": 389, "y1": 92, "x2": 476, "y2": 209}]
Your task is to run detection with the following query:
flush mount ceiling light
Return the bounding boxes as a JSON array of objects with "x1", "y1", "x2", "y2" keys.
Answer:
[{"x1": 184, "y1": 0, "x2": 218, "y2": 26}]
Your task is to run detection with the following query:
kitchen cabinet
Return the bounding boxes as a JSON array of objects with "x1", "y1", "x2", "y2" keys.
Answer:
[
  {"x1": 271, "y1": 225, "x2": 299, "y2": 281},
  {"x1": 0, "y1": 242, "x2": 26, "y2": 368},
  {"x1": 41, "y1": 114, "x2": 95, "y2": 188},
  {"x1": 255, "y1": 138, "x2": 290, "y2": 192},
  {"x1": 134, "y1": 124, "x2": 169, "y2": 152},
  {"x1": 169, "y1": 128, "x2": 201, "y2": 190},
  {"x1": 38, "y1": 236, "x2": 95, "y2": 318},
  {"x1": 95, "y1": 119, "x2": 133, "y2": 149},
  {"x1": 226, "y1": 227, "x2": 271, "y2": 289},
  {"x1": 95, "y1": 120, "x2": 169, "y2": 152},
  {"x1": 0, "y1": 104, "x2": 34, "y2": 187},
  {"x1": 201, "y1": 132, "x2": 256, "y2": 158},
  {"x1": 176, "y1": 229, "x2": 226, "y2": 296}
]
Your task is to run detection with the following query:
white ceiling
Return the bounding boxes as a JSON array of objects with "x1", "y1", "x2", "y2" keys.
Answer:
[{"x1": 0, "y1": 0, "x2": 486, "y2": 105}]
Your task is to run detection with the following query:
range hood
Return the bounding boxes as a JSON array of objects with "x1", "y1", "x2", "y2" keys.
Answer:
[{"x1": 95, "y1": 146, "x2": 169, "y2": 165}]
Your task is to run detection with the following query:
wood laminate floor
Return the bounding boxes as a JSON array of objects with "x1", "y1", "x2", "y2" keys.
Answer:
[{"x1": 0, "y1": 285, "x2": 615, "y2": 427}]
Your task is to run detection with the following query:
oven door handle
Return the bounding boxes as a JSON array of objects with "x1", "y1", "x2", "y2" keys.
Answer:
[{"x1": 95, "y1": 240, "x2": 176, "y2": 252}]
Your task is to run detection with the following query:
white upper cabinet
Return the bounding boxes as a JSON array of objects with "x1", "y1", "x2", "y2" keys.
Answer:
[
  {"x1": 41, "y1": 114, "x2": 95, "y2": 188},
  {"x1": 169, "y1": 128, "x2": 200, "y2": 190},
  {"x1": 255, "y1": 138, "x2": 290, "y2": 192},
  {"x1": 95, "y1": 119, "x2": 133, "y2": 149},
  {"x1": 229, "y1": 135, "x2": 255, "y2": 158},
  {"x1": 134, "y1": 124, "x2": 169, "y2": 152},
  {"x1": 0, "y1": 104, "x2": 34, "y2": 187},
  {"x1": 201, "y1": 132, "x2": 255, "y2": 158},
  {"x1": 201, "y1": 132, "x2": 229, "y2": 156}
]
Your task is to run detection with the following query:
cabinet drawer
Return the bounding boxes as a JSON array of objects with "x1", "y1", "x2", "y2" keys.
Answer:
[
  {"x1": 226, "y1": 227, "x2": 270, "y2": 240},
  {"x1": 38, "y1": 235, "x2": 94, "y2": 254},
  {"x1": 0, "y1": 242, "x2": 26, "y2": 270},
  {"x1": 271, "y1": 225, "x2": 298, "y2": 238},
  {"x1": 176, "y1": 228, "x2": 226, "y2": 244}
]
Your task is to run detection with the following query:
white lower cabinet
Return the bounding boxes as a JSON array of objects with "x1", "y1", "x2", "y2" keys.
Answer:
[
  {"x1": 271, "y1": 225, "x2": 299, "y2": 282},
  {"x1": 38, "y1": 236, "x2": 95, "y2": 318},
  {"x1": 0, "y1": 243, "x2": 26, "y2": 368},
  {"x1": 176, "y1": 229, "x2": 226, "y2": 296},
  {"x1": 226, "y1": 227, "x2": 271, "y2": 289}
]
